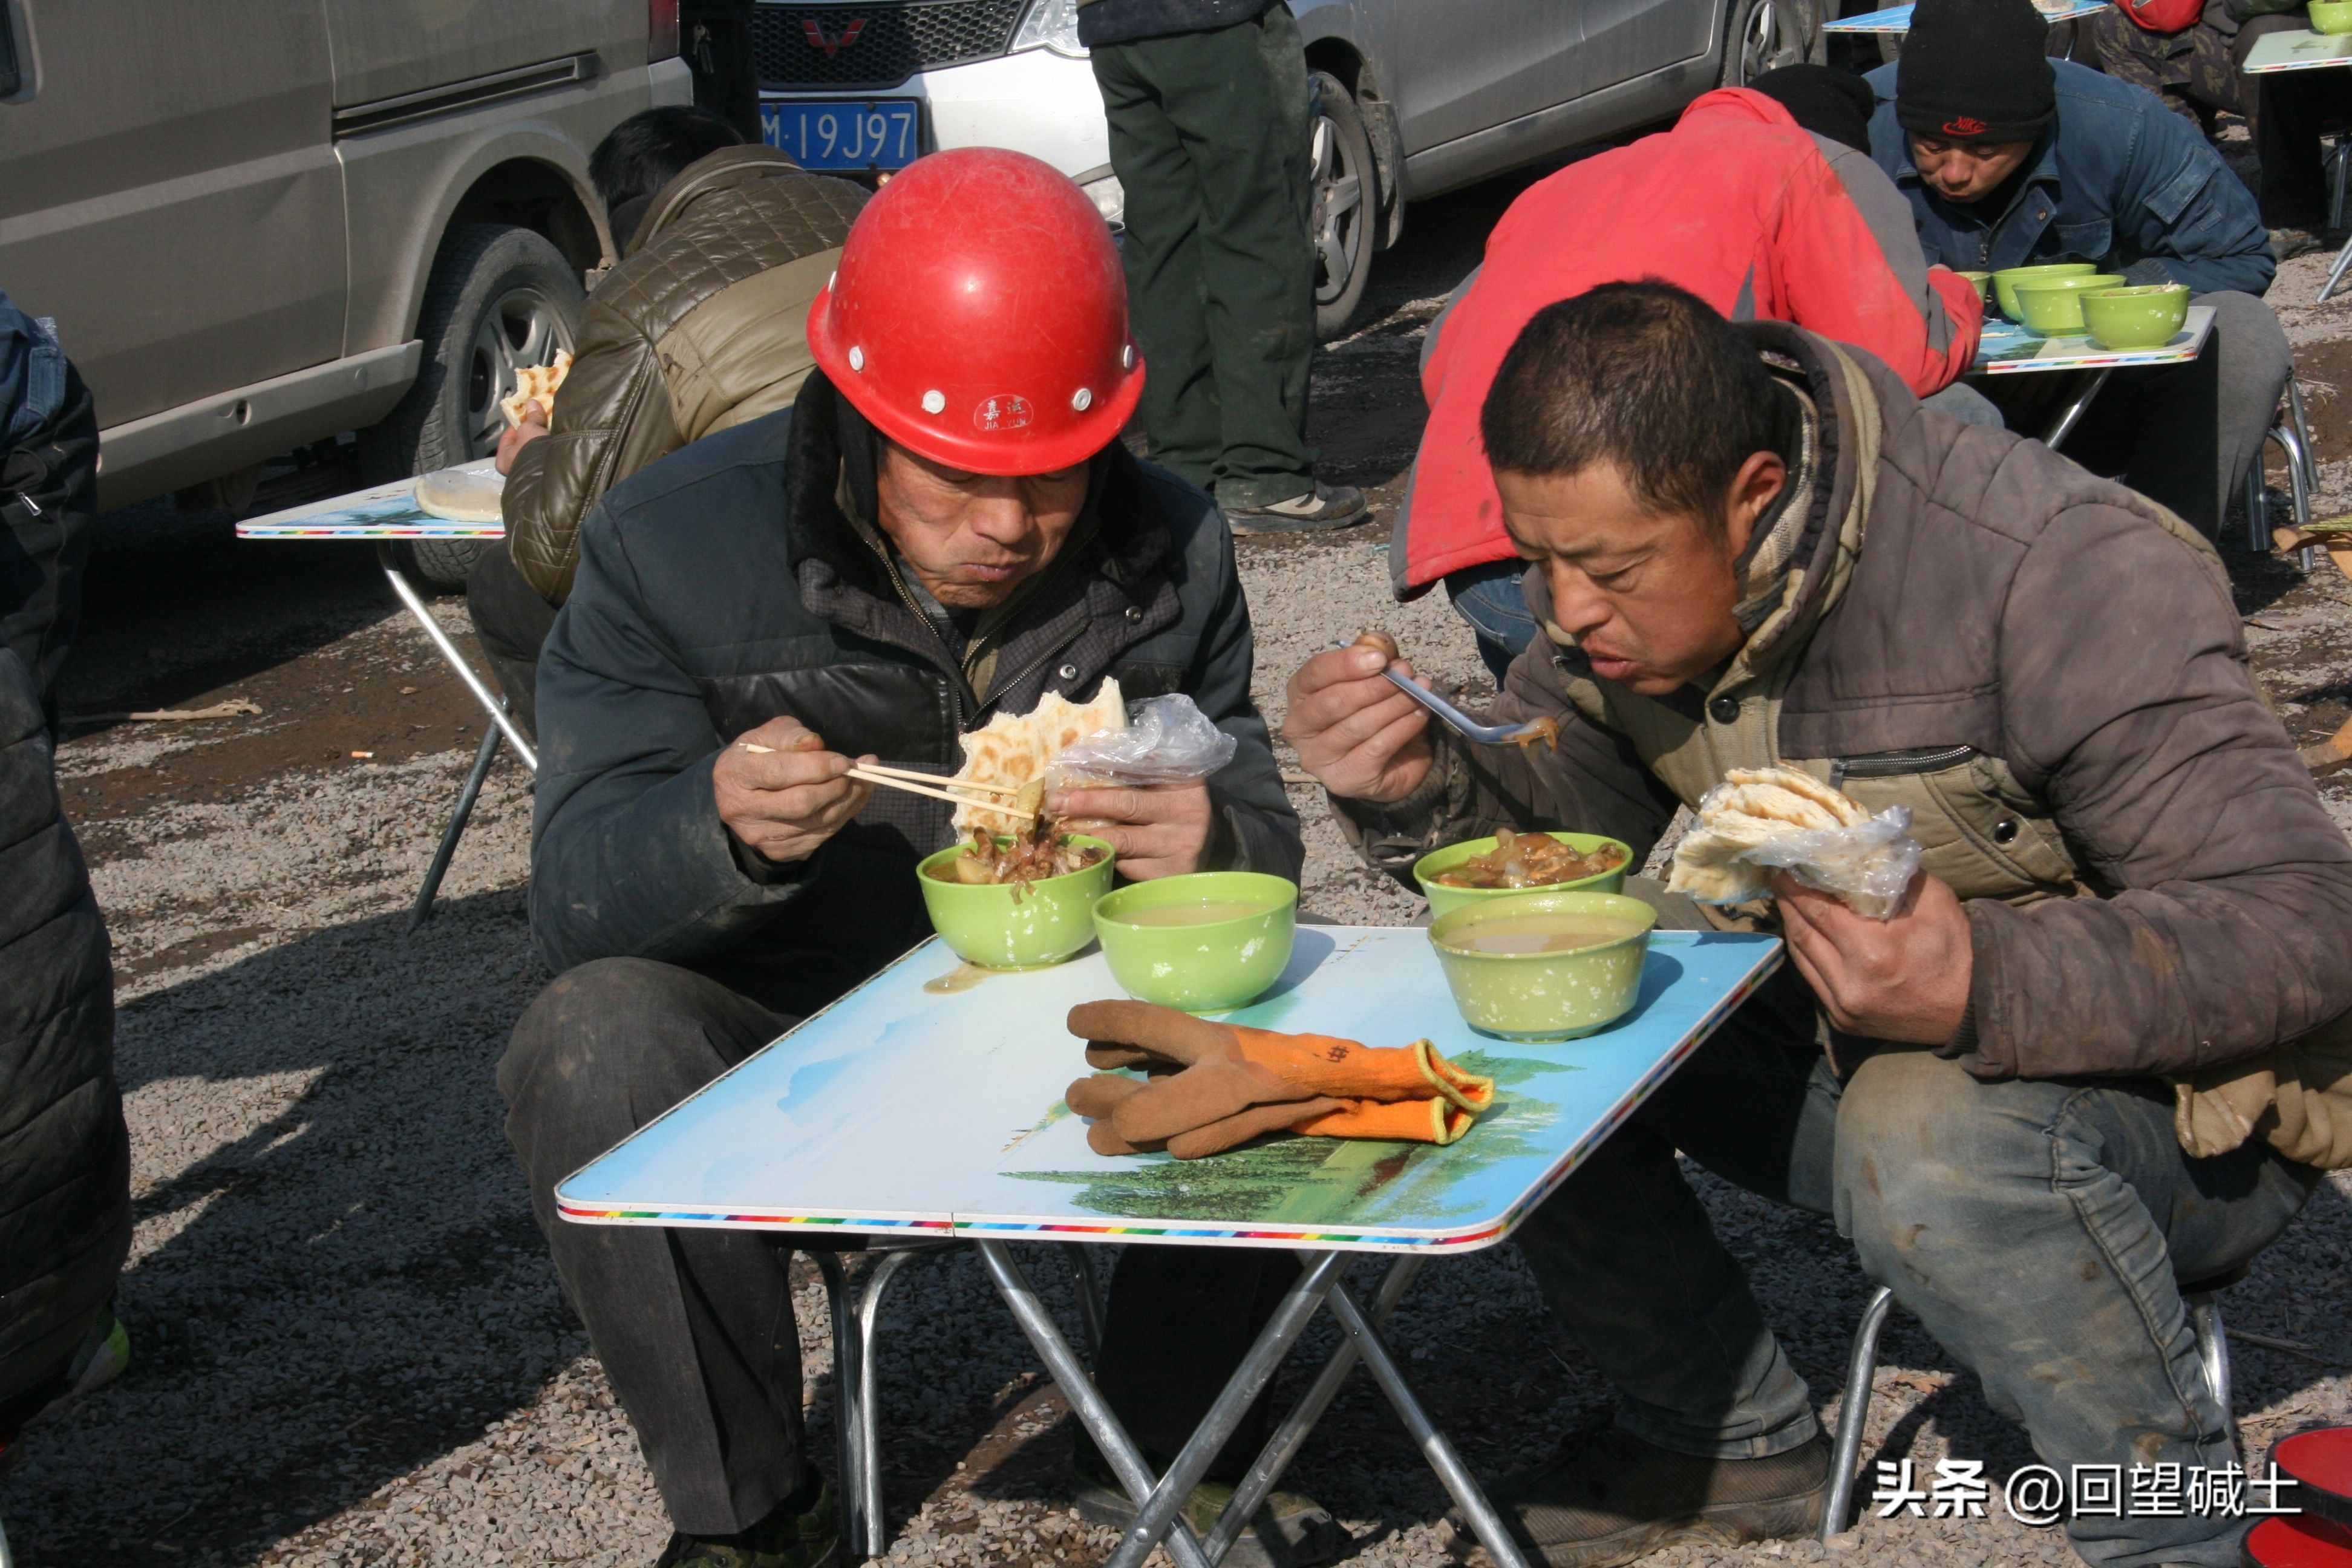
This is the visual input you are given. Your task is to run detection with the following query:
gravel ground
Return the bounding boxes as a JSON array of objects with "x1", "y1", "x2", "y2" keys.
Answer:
[{"x1": 5, "y1": 160, "x2": 2351, "y2": 1568}]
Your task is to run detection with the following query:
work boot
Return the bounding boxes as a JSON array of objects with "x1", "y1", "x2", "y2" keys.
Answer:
[
  {"x1": 1481, "y1": 1426, "x2": 1829, "y2": 1568},
  {"x1": 2271, "y1": 226, "x2": 2324, "y2": 263},
  {"x1": 653, "y1": 1480, "x2": 838, "y2": 1568},
  {"x1": 1071, "y1": 1450, "x2": 1351, "y2": 1568},
  {"x1": 1223, "y1": 482, "x2": 1369, "y2": 535}
]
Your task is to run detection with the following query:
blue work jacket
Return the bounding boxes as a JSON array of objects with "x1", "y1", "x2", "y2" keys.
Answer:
[
  {"x1": 0, "y1": 289, "x2": 64, "y2": 448},
  {"x1": 1864, "y1": 60, "x2": 2275, "y2": 298}
]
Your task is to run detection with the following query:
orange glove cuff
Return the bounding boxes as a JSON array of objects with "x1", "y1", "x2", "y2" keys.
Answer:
[
  {"x1": 1226, "y1": 1026, "x2": 1494, "y2": 1109},
  {"x1": 1290, "y1": 1096, "x2": 1480, "y2": 1145}
]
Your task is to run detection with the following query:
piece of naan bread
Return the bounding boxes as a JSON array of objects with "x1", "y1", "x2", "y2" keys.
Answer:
[
  {"x1": 498, "y1": 350, "x2": 572, "y2": 428},
  {"x1": 951, "y1": 678, "x2": 1127, "y2": 834},
  {"x1": 1667, "y1": 765, "x2": 1868, "y2": 906}
]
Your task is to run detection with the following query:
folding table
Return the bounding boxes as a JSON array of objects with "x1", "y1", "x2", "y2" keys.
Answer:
[
  {"x1": 557, "y1": 924, "x2": 1786, "y2": 1567},
  {"x1": 235, "y1": 462, "x2": 534, "y2": 925},
  {"x1": 1970, "y1": 303, "x2": 2216, "y2": 448},
  {"x1": 2241, "y1": 29, "x2": 2352, "y2": 302},
  {"x1": 1826, "y1": 0, "x2": 2103, "y2": 31}
]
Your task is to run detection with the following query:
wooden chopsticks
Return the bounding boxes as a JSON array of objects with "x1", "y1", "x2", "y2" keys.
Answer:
[{"x1": 732, "y1": 743, "x2": 1037, "y2": 820}]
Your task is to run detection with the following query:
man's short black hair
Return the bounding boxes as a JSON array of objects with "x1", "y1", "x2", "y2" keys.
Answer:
[
  {"x1": 1479, "y1": 281, "x2": 1780, "y2": 523},
  {"x1": 589, "y1": 106, "x2": 745, "y2": 217}
]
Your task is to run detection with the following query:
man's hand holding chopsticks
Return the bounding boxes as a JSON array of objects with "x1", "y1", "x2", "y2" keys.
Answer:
[{"x1": 714, "y1": 717, "x2": 875, "y2": 864}]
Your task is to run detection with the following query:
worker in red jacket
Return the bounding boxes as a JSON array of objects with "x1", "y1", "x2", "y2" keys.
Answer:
[{"x1": 1396, "y1": 67, "x2": 1988, "y2": 678}]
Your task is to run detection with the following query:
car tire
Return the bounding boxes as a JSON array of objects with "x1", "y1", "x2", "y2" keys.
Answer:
[
  {"x1": 360, "y1": 223, "x2": 584, "y2": 592},
  {"x1": 1310, "y1": 71, "x2": 1379, "y2": 343},
  {"x1": 1720, "y1": 0, "x2": 1823, "y2": 86}
]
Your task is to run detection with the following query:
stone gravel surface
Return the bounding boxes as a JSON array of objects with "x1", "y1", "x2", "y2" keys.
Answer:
[{"x1": 5, "y1": 163, "x2": 2351, "y2": 1568}]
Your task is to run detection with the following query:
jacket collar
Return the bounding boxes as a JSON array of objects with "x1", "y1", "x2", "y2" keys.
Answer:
[
  {"x1": 1893, "y1": 128, "x2": 2062, "y2": 241},
  {"x1": 629, "y1": 145, "x2": 816, "y2": 258}
]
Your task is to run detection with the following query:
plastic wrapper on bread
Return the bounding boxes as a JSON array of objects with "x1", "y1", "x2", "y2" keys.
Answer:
[
  {"x1": 1667, "y1": 766, "x2": 1923, "y2": 920},
  {"x1": 1045, "y1": 694, "x2": 1237, "y2": 790}
]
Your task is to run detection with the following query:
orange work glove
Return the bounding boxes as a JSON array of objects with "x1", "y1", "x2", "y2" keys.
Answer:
[
  {"x1": 1065, "y1": 1073, "x2": 1480, "y2": 1160},
  {"x1": 1065, "y1": 999, "x2": 1494, "y2": 1153}
]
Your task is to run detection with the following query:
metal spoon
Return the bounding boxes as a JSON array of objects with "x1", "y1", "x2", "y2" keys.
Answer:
[{"x1": 1382, "y1": 667, "x2": 1556, "y2": 748}]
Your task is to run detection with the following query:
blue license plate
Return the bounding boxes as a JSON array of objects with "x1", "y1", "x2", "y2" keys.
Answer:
[{"x1": 760, "y1": 99, "x2": 921, "y2": 171}]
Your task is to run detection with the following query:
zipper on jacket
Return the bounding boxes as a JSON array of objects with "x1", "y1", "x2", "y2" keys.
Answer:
[
  {"x1": 1834, "y1": 744, "x2": 1978, "y2": 783},
  {"x1": 865, "y1": 547, "x2": 978, "y2": 729}
]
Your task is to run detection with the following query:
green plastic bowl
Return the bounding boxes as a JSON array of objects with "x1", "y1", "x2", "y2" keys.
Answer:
[
  {"x1": 1993, "y1": 262, "x2": 2096, "y2": 320},
  {"x1": 2080, "y1": 283, "x2": 2191, "y2": 349},
  {"x1": 1411, "y1": 831, "x2": 1633, "y2": 920},
  {"x1": 916, "y1": 834, "x2": 1116, "y2": 970},
  {"x1": 1427, "y1": 890, "x2": 1657, "y2": 1042},
  {"x1": 2010, "y1": 273, "x2": 2128, "y2": 335},
  {"x1": 2311, "y1": 0, "x2": 2352, "y2": 32},
  {"x1": 1955, "y1": 269, "x2": 1992, "y2": 304},
  {"x1": 1093, "y1": 871, "x2": 1299, "y2": 1013}
]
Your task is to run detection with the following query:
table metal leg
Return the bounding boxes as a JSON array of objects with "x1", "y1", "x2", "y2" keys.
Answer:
[
  {"x1": 1204, "y1": 1256, "x2": 1425, "y2": 1564},
  {"x1": 2322, "y1": 233, "x2": 2352, "y2": 304},
  {"x1": 377, "y1": 555, "x2": 538, "y2": 771},
  {"x1": 408, "y1": 719, "x2": 503, "y2": 929},
  {"x1": 855, "y1": 1249, "x2": 923, "y2": 1558},
  {"x1": 1064, "y1": 1244, "x2": 1106, "y2": 1359},
  {"x1": 976, "y1": 1240, "x2": 1241, "y2": 1568},
  {"x1": 1319, "y1": 1276, "x2": 1536, "y2": 1568},
  {"x1": 812, "y1": 1252, "x2": 867, "y2": 1560},
  {"x1": 2040, "y1": 367, "x2": 2112, "y2": 451}
]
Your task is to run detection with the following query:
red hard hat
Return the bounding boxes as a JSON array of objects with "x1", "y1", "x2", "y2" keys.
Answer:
[{"x1": 807, "y1": 148, "x2": 1145, "y2": 476}]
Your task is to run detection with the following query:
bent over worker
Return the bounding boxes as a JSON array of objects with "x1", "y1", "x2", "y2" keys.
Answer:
[
  {"x1": 1289, "y1": 281, "x2": 2352, "y2": 1567},
  {"x1": 1394, "y1": 65, "x2": 1985, "y2": 681},
  {"x1": 1866, "y1": 0, "x2": 2292, "y2": 539},
  {"x1": 501, "y1": 151, "x2": 1342, "y2": 1568}
]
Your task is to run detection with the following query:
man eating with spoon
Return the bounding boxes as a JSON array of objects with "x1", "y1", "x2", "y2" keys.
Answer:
[{"x1": 1286, "y1": 280, "x2": 2352, "y2": 1567}]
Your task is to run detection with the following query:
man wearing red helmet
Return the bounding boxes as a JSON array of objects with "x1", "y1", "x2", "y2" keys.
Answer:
[{"x1": 497, "y1": 150, "x2": 1334, "y2": 1568}]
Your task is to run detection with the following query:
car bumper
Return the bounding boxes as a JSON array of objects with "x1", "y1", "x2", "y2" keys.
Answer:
[{"x1": 761, "y1": 47, "x2": 1121, "y2": 222}]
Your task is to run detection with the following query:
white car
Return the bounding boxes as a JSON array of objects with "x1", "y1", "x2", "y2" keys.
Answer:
[{"x1": 751, "y1": 0, "x2": 1814, "y2": 338}]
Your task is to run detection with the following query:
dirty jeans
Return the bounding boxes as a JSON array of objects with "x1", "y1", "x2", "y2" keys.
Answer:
[
  {"x1": 1511, "y1": 898, "x2": 2317, "y2": 1567},
  {"x1": 500, "y1": 956, "x2": 1300, "y2": 1537}
]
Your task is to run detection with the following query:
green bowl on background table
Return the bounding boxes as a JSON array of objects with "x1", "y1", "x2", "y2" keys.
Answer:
[
  {"x1": 916, "y1": 834, "x2": 1115, "y2": 970},
  {"x1": 1092, "y1": 871, "x2": 1298, "y2": 1013},
  {"x1": 1992, "y1": 262, "x2": 2095, "y2": 319},
  {"x1": 2080, "y1": 283, "x2": 2191, "y2": 349},
  {"x1": 2010, "y1": 273, "x2": 2128, "y2": 335},
  {"x1": 2310, "y1": 1, "x2": 2352, "y2": 33},
  {"x1": 1427, "y1": 890, "x2": 1658, "y2": 1042},
  {"x1": 1954, "y1": 269, "x2": 1992, "y2": 304},
  {"x1": 1411, "y1": 831, "x2": 1633, "y2": 921}
]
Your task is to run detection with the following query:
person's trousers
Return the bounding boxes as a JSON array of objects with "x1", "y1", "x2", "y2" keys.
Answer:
[
  {"x1": 1091, "y1": 5, "x2": 1318, "y2": 509},
  {"x1": 1511, "y1": 892, "x2": 2317, "y2": 1567},
  {"x1": 464, "y1": 541, "x2": 558, "y2": 740},
  {"x1": 500, "y1": 956, "x2": 1300, "y2": 1536},
  {"x1": 1443, "y1": 561, "x2": 1540, "y2": 687},
  {"x1": 1982, "y1": 289, "x2": 2291, "y2": 538}
]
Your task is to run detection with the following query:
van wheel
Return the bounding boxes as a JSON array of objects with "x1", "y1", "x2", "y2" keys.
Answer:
[
  {"x1": 1722, "y1": 0, "x2": 1821, "y2": 85},
  {"x1": 361, "y1": 223, "x2": 584, "y2": 592},
  {"x1": 1310, "y1": 71, "x2": 1377, "y2": 342}
]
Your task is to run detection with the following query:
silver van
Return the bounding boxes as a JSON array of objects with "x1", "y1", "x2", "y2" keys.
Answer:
[{"x1": 0, "y1": 0, "x2": 691, "y2": 583}]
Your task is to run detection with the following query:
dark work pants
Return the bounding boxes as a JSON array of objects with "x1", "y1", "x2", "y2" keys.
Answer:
[
  {"x1": 1091, "y1": 5, "x2": 1319, "y2": 509},
  {"x1": 1517, "y1": 886, "x2": 2317, "y2": 1567},
  {"x1": 500, "y1": 956, "x2": 1299, "y2": 1536},
  {"x1": 463, "y1": 541, "x2": 557, "y2": 740}
]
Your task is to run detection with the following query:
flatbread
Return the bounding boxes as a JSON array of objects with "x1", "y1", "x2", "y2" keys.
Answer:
[
  {"x1": 1667, "y1": 765, "x2": 1866, "y2": 904},
  {"x1": 413, "y1": 458, "x2": 507, "y2": 523},
  {"x1": 951, "y1": 678, "x2": 1126, "y2": 834},
  {"x1": 498, "y1": 350, "x2": 572, "y2": 428}
]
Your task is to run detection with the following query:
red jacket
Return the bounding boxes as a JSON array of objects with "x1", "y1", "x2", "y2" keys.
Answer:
[{"x1": 1396, "y1": 88, "x2": 1982, "y2": 595}]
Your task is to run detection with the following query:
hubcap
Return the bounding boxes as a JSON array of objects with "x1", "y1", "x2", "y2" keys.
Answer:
[
  {"x1": 1309, "y1": 110, "x2": 1366, "y2": 310},
  {"x1": 1739, "y1": 0, "x2": 1803, "y2": 82},
  {"x1": 465, "y1": 287, "x2": 575, "y2": 460}
]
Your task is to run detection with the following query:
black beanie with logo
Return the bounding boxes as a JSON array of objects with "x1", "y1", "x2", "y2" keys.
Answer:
[{"x1": 1895, "y1": 0, "x2": 2057, "y2": 145}]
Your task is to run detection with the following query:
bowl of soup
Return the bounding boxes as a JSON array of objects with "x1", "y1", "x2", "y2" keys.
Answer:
[
  {"x1": 1427, "y1": 890, "x2": 1656, "y2": 1041},
  {"x1": 2010, "y1": 273, "x2": 2128, "y2": 335},
  {"x1": 1412, "y1": 828, "x2": 1632, "y2": 920},
  {"x1": 1092, "y1": 871, "x2": 1298, "y2": 1013},
  {"x1": 916, "y1": 832, "x2": 1115, "y2": 970},
  {"x1": 1992, "y1": 262, "x2": 2095, "y2": 320}
]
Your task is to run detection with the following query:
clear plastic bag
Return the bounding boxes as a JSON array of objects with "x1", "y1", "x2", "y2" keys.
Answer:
[
  {"x1": 1046, "y1": 694, "x2": 1237, "y2": 788},
  {"x1": 1734, "y1": 805, "x2": 1923, "y2": 920}
]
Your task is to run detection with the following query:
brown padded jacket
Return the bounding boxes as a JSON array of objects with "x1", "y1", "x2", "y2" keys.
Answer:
[
  {"x1": 503, "y1": 145, "x2": 867, "y2": 603},
  {"x1": 1337, "y1": 323, "x2": 2352, "y2": 1169}
]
